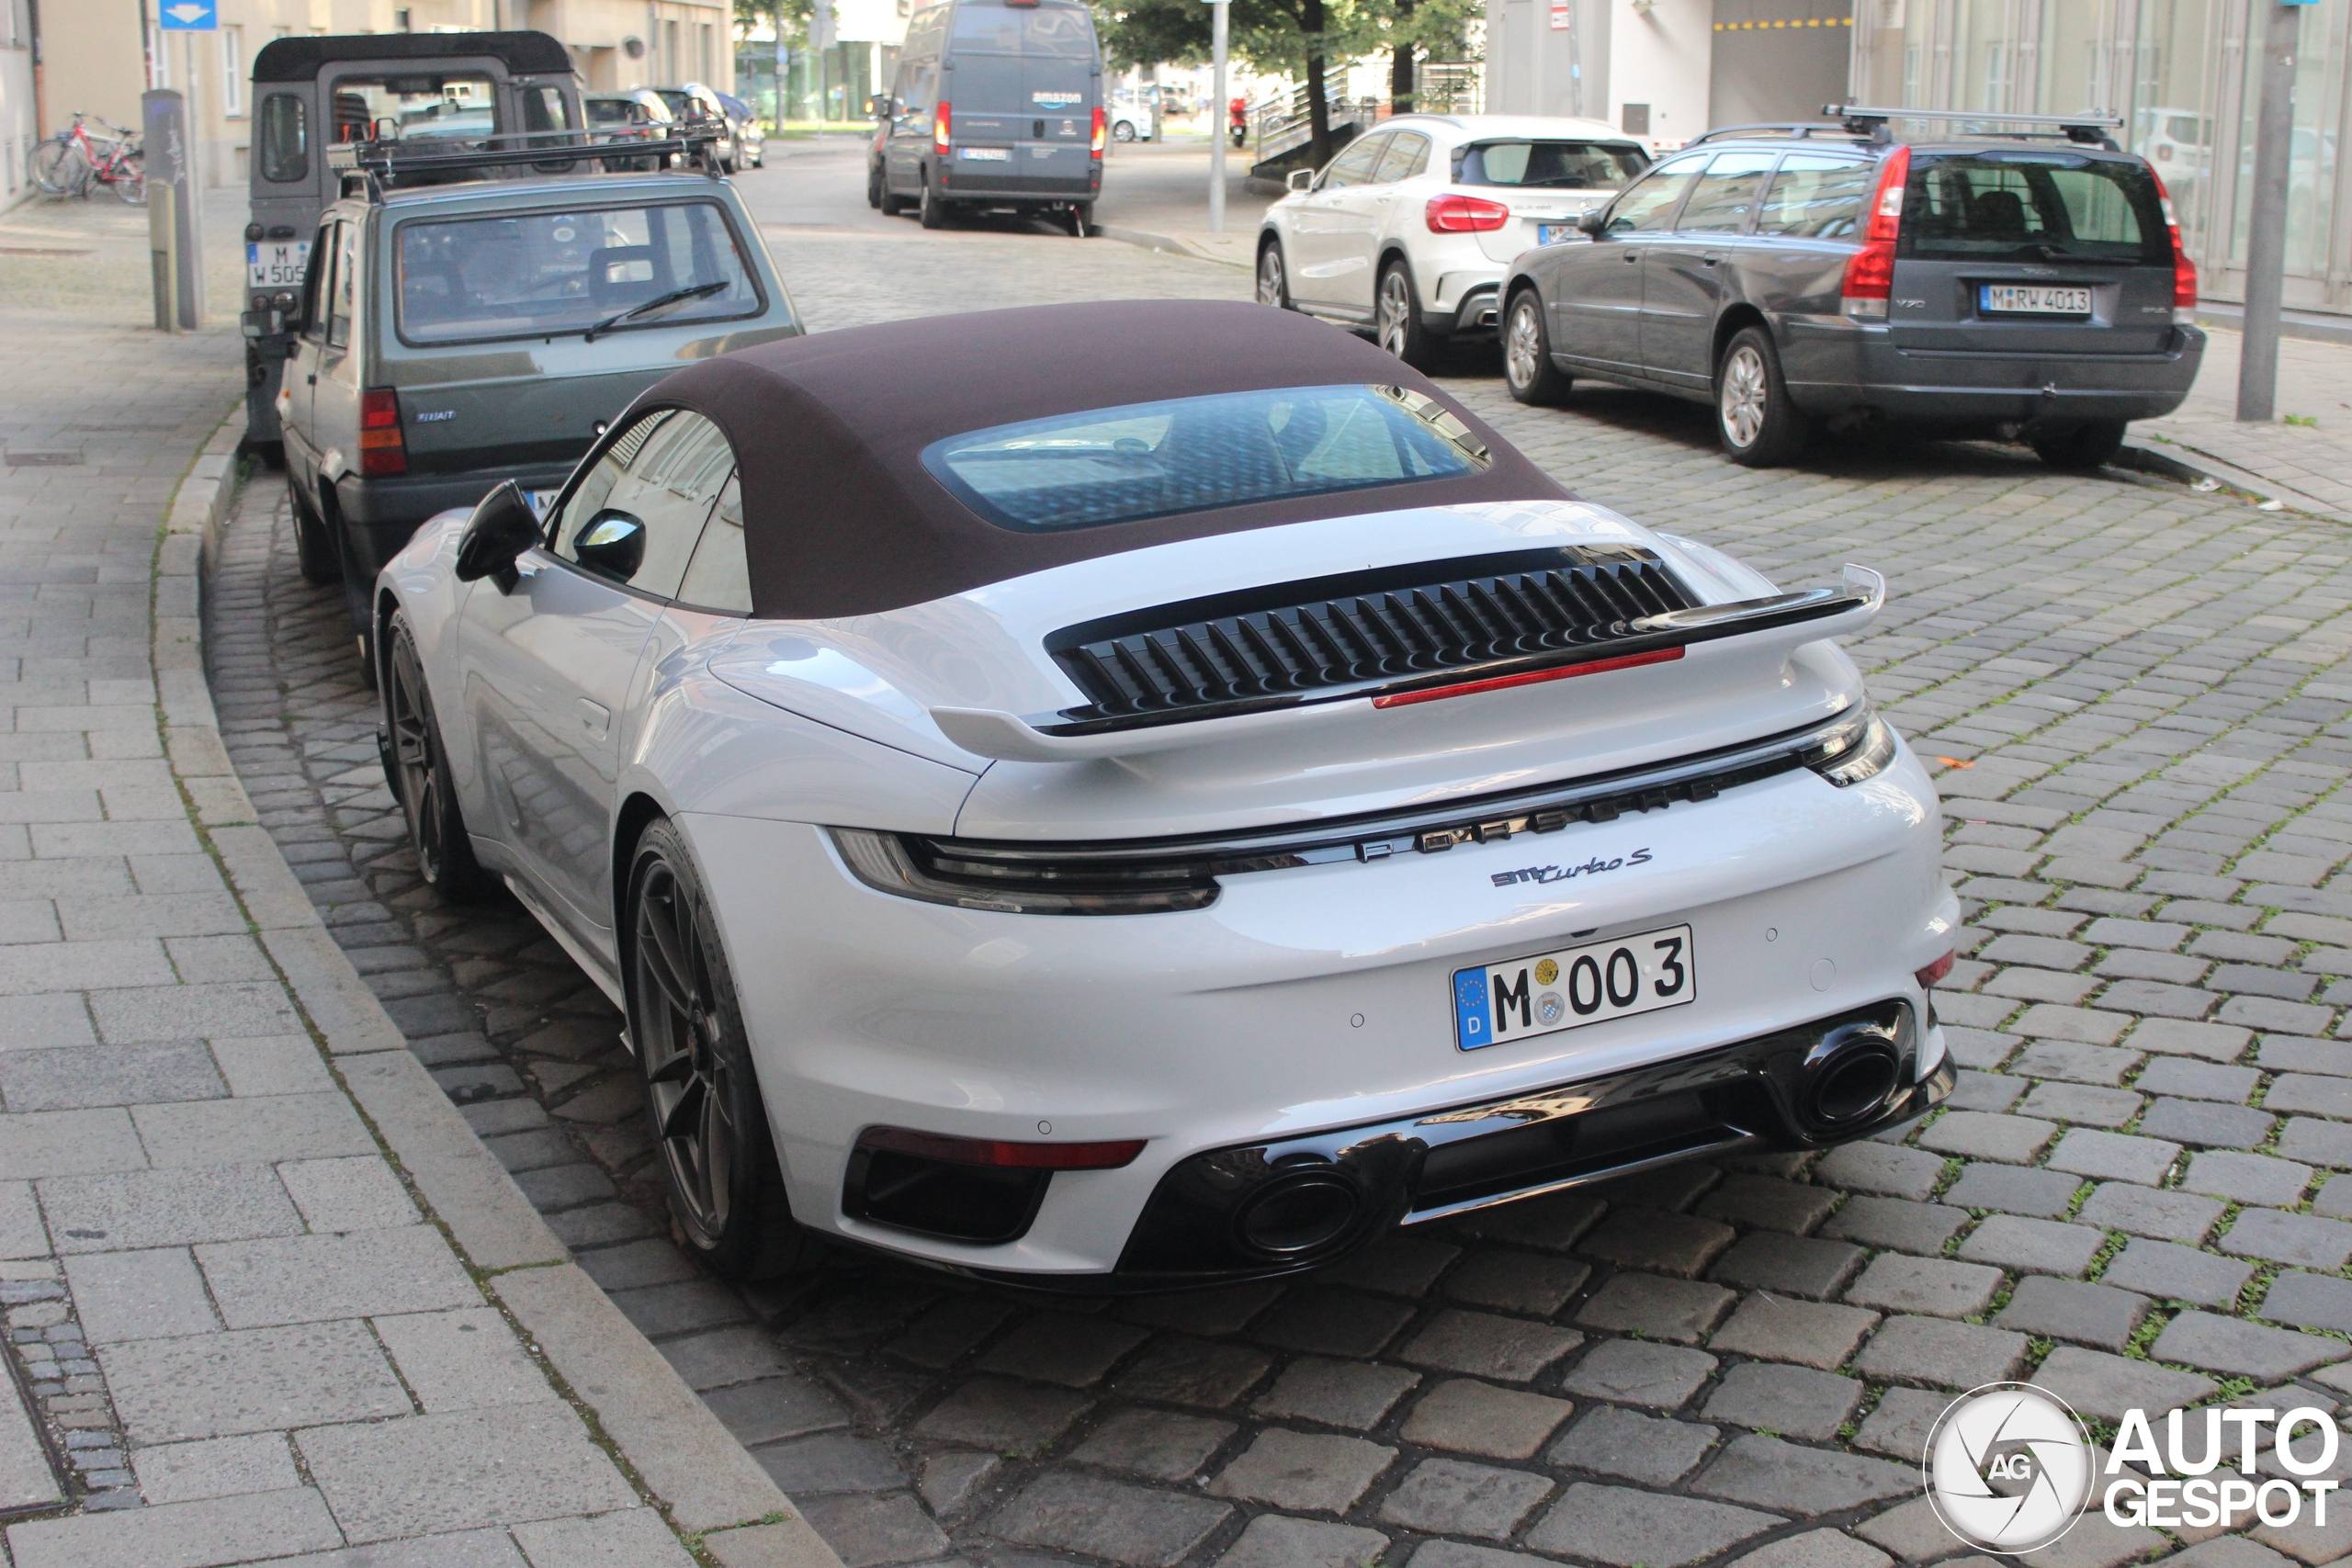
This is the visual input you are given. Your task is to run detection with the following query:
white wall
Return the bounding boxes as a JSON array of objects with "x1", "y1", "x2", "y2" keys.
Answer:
[
  {"x1": 1605, "y1": 0, "x2": 1710, "y2": 145},
  {"x1": 0, "y1": 0, "x2": 30, "y2": 212}
]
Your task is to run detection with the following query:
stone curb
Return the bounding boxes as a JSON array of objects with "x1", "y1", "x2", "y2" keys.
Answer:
[
  {"x1": 160, "y1": 430, "x2": 842, "y2": 1568},
  {"x1": 2117, "y1": 437, "x2": 2350, "y2": 524},
  {"x1": 1098, "y1": 222, "x2": 1250, "y2": 269}
]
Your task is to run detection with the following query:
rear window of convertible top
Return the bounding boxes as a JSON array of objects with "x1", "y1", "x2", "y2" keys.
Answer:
[{"x1": 922, "y1": 384, "x2": 1493, "y2": 533}]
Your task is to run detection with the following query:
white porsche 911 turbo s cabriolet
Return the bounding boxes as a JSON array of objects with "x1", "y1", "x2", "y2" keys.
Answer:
[{"x1": 375, "y1": 299, "x2": 1958, "y2": 1287}]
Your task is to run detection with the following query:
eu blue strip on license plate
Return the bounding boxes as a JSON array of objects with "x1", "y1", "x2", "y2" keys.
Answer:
[{"x1": 1537, "y1": 224, "x2": 1570, "y2": 244}]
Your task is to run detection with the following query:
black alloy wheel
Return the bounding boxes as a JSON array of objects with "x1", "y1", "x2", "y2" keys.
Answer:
[
  {"x1": 288, "y1": 474, "x2": 338, "y2": 586},
  {"x1": 1503, "y1": 288, "x2": 1573, "y2": 406},
  {"x1": 2031, "y1": 419, "x2": 2129, "y2": 472},
  {"x1": 1256, "y1": 239, "x2": 1293, "y2": 310},
  {"x1": 380, "y1": 611, "x2": 494, "y2": 901},
  {"x1": 628, "y1": 818, "x2": 808, "y2": 1278},
  {"x1": 1715, "y1": 324, "x2": 1811, "y2": 468}
]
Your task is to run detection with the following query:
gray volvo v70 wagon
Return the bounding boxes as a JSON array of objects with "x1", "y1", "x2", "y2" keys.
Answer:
[
  {"x1": 279, "y1": 153, "x2": 800, "y2": 649},
  {"x1": 1500, "y1": 108, "x2": 2204, "y2": 470}
]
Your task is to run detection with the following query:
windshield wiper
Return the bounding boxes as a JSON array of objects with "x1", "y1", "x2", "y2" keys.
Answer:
[{"x1": 582, "y1": 279, "x2": 729, "y2": 343}]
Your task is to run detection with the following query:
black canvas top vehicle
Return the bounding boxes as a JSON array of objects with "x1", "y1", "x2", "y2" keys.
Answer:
[
  {"x1": 1499, "y1": 107, "x2": 2205, "y2": 471},
  {"x1": 865, "y1": 0, "x2": 1104, "y2": 235}
]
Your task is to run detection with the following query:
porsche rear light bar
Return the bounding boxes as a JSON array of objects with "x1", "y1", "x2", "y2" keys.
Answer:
[
  {"x1": 358, "y1": 388, "x2": 407, "y2": 477},
  {"x1": 1371, "y1": 647, "x2": 1682, "y2": 709},
  {"x1": 833, "y1": 705, "x2": 1896, "y2": 914},
  {"x1": 1839, "y1": 146, "x2": 1910, "y2": 320}
]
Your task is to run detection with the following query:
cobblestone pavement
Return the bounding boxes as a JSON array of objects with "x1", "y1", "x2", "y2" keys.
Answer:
[{"x1": 215, "y1": 224, "x2": 2352, "y2": 1568}]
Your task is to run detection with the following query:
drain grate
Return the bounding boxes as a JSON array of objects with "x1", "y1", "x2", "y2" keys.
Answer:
[{"x1": 3, "y1": 449, "x2": 83, "y2": 468}]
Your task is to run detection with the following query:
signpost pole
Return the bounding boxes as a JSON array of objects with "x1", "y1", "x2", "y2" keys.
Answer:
[
  {"x1": 2237, "y1": 0, "x2": 2309, "y2": 423},
  {"x1": 1209, "y1": 0, "x2": 1228, "y2": 235},
  {"x1": 157, "y1": 0, "x2": 214, "y2": 328}
]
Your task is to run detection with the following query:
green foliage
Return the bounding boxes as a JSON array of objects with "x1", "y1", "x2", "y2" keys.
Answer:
[{"x1": 736, "y1": 0, "x2": 816, "y2": 41}]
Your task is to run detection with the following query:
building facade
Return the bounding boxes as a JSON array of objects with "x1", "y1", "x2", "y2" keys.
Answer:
[
  {"x1": 1, "y1": 0, "x2": 30, "y2": 209},
  {"x1": 1485, "y1": 0, "x2": 1853, "y2": 143},
  {"x1": 1851, "y1": 0, "x2": 2351, "y2": 320},
  {"x1": 36, "y1": 0, "x2": 727, "y2": 189}
]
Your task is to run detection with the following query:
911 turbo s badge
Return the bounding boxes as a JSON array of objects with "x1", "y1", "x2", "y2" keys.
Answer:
[{"x1": 1491, "y1": 849, "x2": 1652, "y2": 887}]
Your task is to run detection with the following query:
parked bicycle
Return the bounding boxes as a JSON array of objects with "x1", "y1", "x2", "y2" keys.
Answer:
[{"x1": 28, "y1": 112, "x2": 145, "y2": 204}]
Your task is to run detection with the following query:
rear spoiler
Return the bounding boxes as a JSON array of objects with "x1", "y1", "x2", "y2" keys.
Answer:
[{"x1": 931, "y1": 566, "x2": 1885, "y2": 764}]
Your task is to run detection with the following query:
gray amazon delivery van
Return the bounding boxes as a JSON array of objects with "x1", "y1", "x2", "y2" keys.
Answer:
[{"x1": 866, "y1": 0, "x2": 1103, "y2": 234}]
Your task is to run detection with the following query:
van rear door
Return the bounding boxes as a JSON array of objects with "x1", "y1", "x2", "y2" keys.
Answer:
[
  {"x1": 1889, "y1": 149, "x2": 2179, "y2": 355},
  {"x1": 1019, "y1": 3, "x2": 1097, "y2": 196}
]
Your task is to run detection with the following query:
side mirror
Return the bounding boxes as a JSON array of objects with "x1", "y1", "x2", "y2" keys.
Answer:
[
  {"x1": 864, "y1": 94, "x2": 894, "y2": 118},
  {"x1": 572, "y1": 508, "x2": 646, "y2": 583},
  {"x1": 1577, "y1": 208, "x2": 1609, "y2": 237},
  {"x1": 454, "y1": 481, "x2": 542, "y2": 592},
  {"x1": 1287, "y1": 168, "x2": 1315, "y2": 193}
]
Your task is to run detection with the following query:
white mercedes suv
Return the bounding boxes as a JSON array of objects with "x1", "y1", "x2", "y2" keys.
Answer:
[{"x1": 1257, "y1": 114, "x2": 1651, "y2": 368}]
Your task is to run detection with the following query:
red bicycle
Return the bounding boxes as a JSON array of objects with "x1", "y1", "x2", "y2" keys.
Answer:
[{"x1": 28, "y1": 112, "x2": 145, "y2": 205}]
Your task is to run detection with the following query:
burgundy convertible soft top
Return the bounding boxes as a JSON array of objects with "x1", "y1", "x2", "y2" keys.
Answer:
[{"x1": 647, "y1": 299, "x2": 1569, "y2": 621}]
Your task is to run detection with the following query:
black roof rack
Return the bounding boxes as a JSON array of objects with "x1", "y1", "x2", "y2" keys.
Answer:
[
  {"x1": 1690, "y1": 121, "x2": 1866, "y2": 147},
  {"x1": 1823, "y1": 104, "x2": 2124, "y2": 149},
  {"x1": 335, "y1": 122, "x2": 727, "y2": 201},
  {"x1": 253, "y1": 29, "x2": 573, "y2": 84}
]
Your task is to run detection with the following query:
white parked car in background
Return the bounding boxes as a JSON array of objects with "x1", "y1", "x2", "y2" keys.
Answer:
[{"x1": 1258, "y1": 115, "x2": 1652, "y2": 368}]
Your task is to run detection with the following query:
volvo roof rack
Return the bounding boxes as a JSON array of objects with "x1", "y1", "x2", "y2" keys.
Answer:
[
  {"x1": 1689, "y1": 121, "x2": 1864, "y2": 146},
  {"x1": 1822, "y1": 105, "x2": 2124, "y2": 148},
  {"x1": 336, "y1": 122, "x2": 727, "y2": 200}
]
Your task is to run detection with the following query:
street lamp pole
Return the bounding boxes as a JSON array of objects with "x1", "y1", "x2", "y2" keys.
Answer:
[
  {"x1": 2237, "y1": 0, "x2": 2308, "y2": 423},
  {"x1": 1209, "y1": 0, "x2": 1228, "y2": 235}
]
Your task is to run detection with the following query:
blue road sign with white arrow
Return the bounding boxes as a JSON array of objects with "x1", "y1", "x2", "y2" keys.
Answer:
[{"x1": 160, "y1": 0, "x2": 217, "y2": 29}]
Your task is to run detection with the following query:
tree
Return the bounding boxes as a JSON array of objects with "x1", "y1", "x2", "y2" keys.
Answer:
[
  {"x1": 1097, "y1": 0, "x2": 1374, "y2": 165},
  {"x1": 1367, "y1": 0, "x2": 1477, "y2": 112}
]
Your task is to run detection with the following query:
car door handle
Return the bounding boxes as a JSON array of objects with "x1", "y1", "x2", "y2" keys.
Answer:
[
  {"x1": 1702, "y1": 253, "x2": 1724, "y2": 266},
  {"x1": 306, "y1": 374, "x2": 317, "y2": 384},
  {"x1": 1623, "y1": 252, "x2": 1640, "y2": 264},
  {"x1": 578, "y1": 698, "x2": 611, "y2": 739}
]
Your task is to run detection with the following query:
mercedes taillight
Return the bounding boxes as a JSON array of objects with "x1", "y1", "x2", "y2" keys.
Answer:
[
  {"x1": 358, "y1": 388, "x2": 406, "y2": 477},
  {"x1": 1425, "y1": 193, "x2": 1511, "y2": 233},
  {"x1": 1840, "y1": 146, "x2": 1912, "y2": 321},
  {"x1": 933, "y1": 102, "x2": 951, "y2": 158},
  {"x1": 2154, "y1": 171, "x2": 2199, "y2": 325}
]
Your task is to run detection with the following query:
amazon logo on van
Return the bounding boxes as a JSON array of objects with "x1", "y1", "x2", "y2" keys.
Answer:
[{"x1": 1032, "y1": 91, "x2": 1082, "y2": 107}]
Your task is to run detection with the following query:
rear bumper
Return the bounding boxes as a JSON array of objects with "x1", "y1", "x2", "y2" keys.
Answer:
[{"x1": 1783, "y1": 317, "x2": 2205, "y2": 425}]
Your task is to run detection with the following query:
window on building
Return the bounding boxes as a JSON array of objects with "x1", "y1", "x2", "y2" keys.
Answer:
[{"x1": 221, "y1": 28, "x2": 244, "y2": 117}]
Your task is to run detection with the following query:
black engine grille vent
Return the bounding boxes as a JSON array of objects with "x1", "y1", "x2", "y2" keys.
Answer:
[{"x1": 1047, "y1": 546, "x2": 1695, "y2": 719}]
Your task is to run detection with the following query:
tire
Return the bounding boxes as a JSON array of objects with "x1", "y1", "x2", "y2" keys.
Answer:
[
  {"x1": 1256, "y1": 239, "x2": 1294, "y2": 310},
  {"x1": 1503, "y1": 288, "x2": 1574, "y2": 406},
  {"x1": 109, "y1": 153, "x2": 144, "y2": 206},
  {"x1": 1069, "y1": 202, "x2": 1091, "y2": 238},
  {"x1": 1113, "y1": 120, "x2": 1136, "y2": 143},
  {"x1": 379, "y1": 610, "x2": 496, "y2": 902},
  {"x1": 27, "y1": 140, "x2": 78, "y2": 196},
  {"x1": 288, "y1": 475, "x2": 338, "y2": 586},
  {"x1": 919, "y1": 178, "x2": 946, "y2": 230},
  {"x1": 866, "y1": 164, "x2": 884, "y2": 209},
  {"x1": 627, "y1": 817, "x2": 814, "y2": 1279},
  {"x1": 1375, "y1": 258, "x2": 1435, "y2": 370},
  {"x1": 1715, "y1": 325, "x2": 1810, "y2": 468},
  {"x1": 2031, "y1": 419, "x2": 2128, "y2": 472}
]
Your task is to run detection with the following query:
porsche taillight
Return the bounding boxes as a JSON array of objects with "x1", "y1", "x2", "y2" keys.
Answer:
[
  {"x1": 359, "y1": 387, "x2": 406, "y2": 477},
  {"x1": 1425, "y1": 193, "x2": 1511, "y2": 233},
  {"x1": 2154, "y1": 170, "x2": 2199, "y2": 323},
  {"x1": 933, "y1": 101, "x2": 951, "y2": 157},
  {"x1": 1091, "y1": 107, "x2": 1105, "y2": 155},
  {"x1": 1840, "y1": 146, "x2": 1911, "y2": 320}
]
